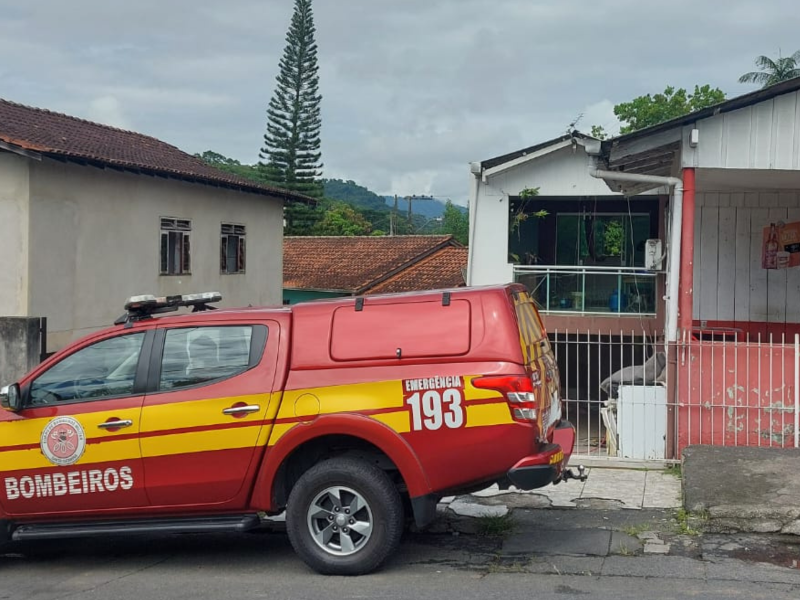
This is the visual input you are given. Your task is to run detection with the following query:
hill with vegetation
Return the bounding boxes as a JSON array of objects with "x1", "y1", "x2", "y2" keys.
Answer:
[{"x1": 196, "y1": 151, "x2": 468, "y2": 242}]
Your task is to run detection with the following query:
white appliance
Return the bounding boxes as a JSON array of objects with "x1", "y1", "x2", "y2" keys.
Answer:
[{"x1": 616, "y1": 385, "x2": 667, "y2": 460}]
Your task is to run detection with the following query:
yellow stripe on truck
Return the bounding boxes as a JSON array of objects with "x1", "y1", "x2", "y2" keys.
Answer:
[
  {"x1": 141, "y1": 428, "x2": 270, "y2": 459},
  {"x1": 371, "y1": 411, "x2": 411, "y2": 433},
  {"x1": 0, "y1": 439, "x2": 141, "y2": 471},
  {"x1": 277, "y1": 380, "x2": 405, "y2": 420},
  {"x1": 0, "y1": 408, "x2": 143, "y2": 448},
  {"x1": 466, "y1": 403, "x2": 514, "y2": 428},
  {"x1": 0, "y1": 377, "x2": 515, "y2": 469},
  {"x1": 139, "y1": 393, "x2": 274, "y2": 434}
]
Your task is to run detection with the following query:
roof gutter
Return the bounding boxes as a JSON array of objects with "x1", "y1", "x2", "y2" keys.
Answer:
[{"x1": 587, "y1": 165, "x2": 683, "y2": 343}]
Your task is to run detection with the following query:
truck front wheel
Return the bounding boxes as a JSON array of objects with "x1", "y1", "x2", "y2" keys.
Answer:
[{"x1": 286, "y1": 457, "x2": 403, "y2": 575}]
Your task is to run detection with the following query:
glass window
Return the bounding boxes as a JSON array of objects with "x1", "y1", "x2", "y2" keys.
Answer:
[
  {"x1": 159, "y1": 326, "x2": 253, "y2": 391},
  {"x1": 29, "y1": 333, "x2": 146, "y2": 405},
  {"x1": 160, "y1": 217, "x2": 192, "y2": 275},
  {"x1": 221, "y1": 223, "x2": 246, "y2": 274}
]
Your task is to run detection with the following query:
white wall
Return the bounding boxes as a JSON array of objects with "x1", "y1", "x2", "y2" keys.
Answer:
[
  {"x1": 683, "y1": 91, "x2": 800, "y2": 170},
  {"x1": 27, "y1": 159, "x2": 284, "y2": 350},
  {"x1": 469, "y1": 144, "x2": 640, "y2": 286},
  {"x1": 0, "y1": 153, "x2": 30, "y2": 316},
  {"x1": 693, "y1": 190, "x2": 800, "y2": 324}
]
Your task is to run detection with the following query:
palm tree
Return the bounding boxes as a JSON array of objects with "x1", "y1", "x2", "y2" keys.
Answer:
[{"x1": 739, "y1": 50, "x2": 800, "y2": 87}]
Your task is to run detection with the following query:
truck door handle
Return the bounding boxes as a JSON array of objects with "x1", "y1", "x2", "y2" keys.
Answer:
[
  {"x1": 98, "y1": 419, "x2": 133, "y2": 430},
  {"x1": 222, "y1": 405, "x2": 261, "y2": 416}
]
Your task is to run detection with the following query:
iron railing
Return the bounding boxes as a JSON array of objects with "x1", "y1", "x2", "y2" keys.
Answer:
[{"x1": 514, "y1": 265, "x2": 658, "y2": 315}]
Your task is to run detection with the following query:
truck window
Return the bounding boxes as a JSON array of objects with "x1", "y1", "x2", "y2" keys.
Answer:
[
  {"x1": 159, "y1": 326, "x2": 254, "y2": 390},
  {"x1": 29, "y1": 333, "x2": 146, "y2": 405}
]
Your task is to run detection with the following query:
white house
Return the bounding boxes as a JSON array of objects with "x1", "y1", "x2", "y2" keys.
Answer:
[
  {"x1": 467, "y1": 133, "x2": 665, "y2": 335},
  {"x1": 0, "y1": 99, "x2": 310, "y2": 352},
  {"x1": 467, "y1": 78, "x2": 800, "y2": 459}
]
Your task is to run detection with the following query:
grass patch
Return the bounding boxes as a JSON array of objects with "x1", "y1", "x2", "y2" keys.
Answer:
[
  {"x1": 674, "y1": 508, "x2": 703, "y2": 536},
  {"x1": 663, "y1": 464, "x2": 682, "y2": 478},
  {"x1": 475, "y1": 513, "x2": 516, "y2": 537},
  {"x1": 622, "y1": 523, "x2": 651, "y2": 537},
  {"x1": 615, "y1": 543, "x2": 635, "y2": 556}
]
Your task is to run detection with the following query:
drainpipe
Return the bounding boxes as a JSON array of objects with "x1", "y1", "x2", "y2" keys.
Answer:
[
  {"x1": 588, "y1": 167, "x2": 683, "y2": 343},
  {"x1": 466, "y1": 165, "x2": 482, "y2": 286},
  {"x1": 679, "y1": 168, "x2": 696, "y2": 335}
]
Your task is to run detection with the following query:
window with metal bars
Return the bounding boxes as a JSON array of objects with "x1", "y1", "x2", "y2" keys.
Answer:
[
  {"x1": 160, "y1": 218, "x2": 192, "y2": 275},
  {"x1": 220, "y1": 223, "x2": 246, "y2": 274}
]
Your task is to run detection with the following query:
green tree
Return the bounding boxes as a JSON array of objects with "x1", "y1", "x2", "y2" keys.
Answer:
[
  {"x1": 590, "y1": 125, "x2": 608, "y2": 140},
  {"x1": 613, "y1": 85, "x2": 726, "y2": 134},
  {"x1": 313, "y1": 202, "x2": 373, "y2": 236},
  {"x1": 260, "y1": 0, "x2": 323, "y2": 197},
  {"x1": 739, "y1": 50, "x2": 800, "y2": 88},
  {"x1": 196, "y1": 151, "x2": 267, "y2": 183},
  {"x1": 440, "y1": 200, "x2": 469, "y2": 245}
]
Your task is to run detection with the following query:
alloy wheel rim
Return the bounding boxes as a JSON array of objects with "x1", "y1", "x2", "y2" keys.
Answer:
[{"x1": 306, "y1": 485, "x2": 374, "y2": 556}]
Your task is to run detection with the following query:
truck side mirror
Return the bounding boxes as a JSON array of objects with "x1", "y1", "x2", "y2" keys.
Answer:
[{"x1": 0, "y1": 384, "x2": 21, "y2": 412}]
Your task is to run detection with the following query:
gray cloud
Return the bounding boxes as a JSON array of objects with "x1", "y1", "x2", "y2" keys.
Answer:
[{"x1": 3, "y1": 0, "x2": 799, "y2": 203}]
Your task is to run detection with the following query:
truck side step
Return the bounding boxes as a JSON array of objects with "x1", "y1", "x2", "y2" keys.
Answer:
[{"x1": 11, "y1": 514, "x2": 261, "y2": 541}]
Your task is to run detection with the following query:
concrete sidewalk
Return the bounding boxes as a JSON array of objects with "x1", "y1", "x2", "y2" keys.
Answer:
[
  {"x1": 684, "y1": 445, "x2": 800, "y2": 535},
  {"x1": 441, "y1": 467, "x2": 682, "y2": 519}
]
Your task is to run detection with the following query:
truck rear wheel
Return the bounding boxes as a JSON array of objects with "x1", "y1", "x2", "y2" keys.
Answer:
[{"x1": 286, "y1": 457, "x2": 403, "y2": 575}]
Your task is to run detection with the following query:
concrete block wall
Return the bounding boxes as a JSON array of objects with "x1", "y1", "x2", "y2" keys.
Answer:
[{"x1": 0, "y1": 317, "x2": 42, "y2": 385}]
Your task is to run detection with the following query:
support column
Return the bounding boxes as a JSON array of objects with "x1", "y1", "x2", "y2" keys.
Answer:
[{"x1": 679, "y1": 168, "x2": 696, "y2": 335}]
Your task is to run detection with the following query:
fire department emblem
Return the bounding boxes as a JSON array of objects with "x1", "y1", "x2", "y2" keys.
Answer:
[{"x1": 41, "y1": 417, "x2": 86, "y2": 466}]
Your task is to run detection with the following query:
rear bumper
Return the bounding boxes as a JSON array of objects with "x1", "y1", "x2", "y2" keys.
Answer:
[{"x1": 505, "y1": 420, "x2": 576, "y2": 491}]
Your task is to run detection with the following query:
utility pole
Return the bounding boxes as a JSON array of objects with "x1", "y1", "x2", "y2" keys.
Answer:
[
  {"x1": 390, "y1": 194, "x2": 399, "y2": 236},
  {"x1": 405, "y1": 195, "x2": 434, "y2": 234}
]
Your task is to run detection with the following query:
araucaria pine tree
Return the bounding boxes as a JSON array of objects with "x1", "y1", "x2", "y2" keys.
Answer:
[{"x1": 260, "y1": 0, "x2": 323, "y2": 197}]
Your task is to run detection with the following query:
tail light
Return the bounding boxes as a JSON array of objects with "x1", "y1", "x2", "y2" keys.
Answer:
[{"x1": 473, "y1": 374, "x2": 540, "y2": 423}]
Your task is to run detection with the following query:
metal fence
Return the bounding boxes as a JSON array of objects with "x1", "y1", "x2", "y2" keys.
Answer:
[
  {"x1": 674, "y1": 331, "x2": 800, "y2": 455},
  {"x1": 550, "y1": 328, "x2": 667, "y2": 461},
  {"x1": 549, "y1": 328, "x2": 800, "y2": 463}
]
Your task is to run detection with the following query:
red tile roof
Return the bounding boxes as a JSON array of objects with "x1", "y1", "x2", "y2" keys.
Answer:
[
  {"x1": 284, "y1": 235, "x2": 463, "y2": 294},
  {"x1": 0, "y1": 98, "x2": 312, "y2": 204},
  {"x1": 366, "y1": 246, "x2": 468, "y2": 294}
]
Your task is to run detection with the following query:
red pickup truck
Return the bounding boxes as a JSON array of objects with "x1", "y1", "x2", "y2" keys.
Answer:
[{"x1": 0, "y1": 284, "x2": 582, "y2": 575}]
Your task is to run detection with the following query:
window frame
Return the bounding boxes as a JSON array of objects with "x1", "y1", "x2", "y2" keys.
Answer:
[
  {"x1": 160, "y1": 217, "x2": 192, "y2": 276},
  {"x1": 146, "y1": 324, "x2": 268, "y2": 395},
  {"x1": 220, "y1": 223, "x2": 246, "y2": 275},
  {"x1": 23, "y1": 330, "x2": 155, "y2": 408}
]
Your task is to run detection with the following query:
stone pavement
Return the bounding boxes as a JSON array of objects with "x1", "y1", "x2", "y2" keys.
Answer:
[
  {"x1": 440, "y1": 467, "x2": 682, "y2": 519},
  {"x1": 684, "y1": 445, "x2": 800, "y2": 535}
]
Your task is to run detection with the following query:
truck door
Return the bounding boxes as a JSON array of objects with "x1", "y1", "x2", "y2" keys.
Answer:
[
  {"x1": 0, "y1": 331, "x2": 152, "y2": 516},
  {"x1": 139, "y1": 321, "x2": 280, "y2": 507}
]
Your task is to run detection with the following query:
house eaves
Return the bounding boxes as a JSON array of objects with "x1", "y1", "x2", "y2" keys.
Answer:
[
  {"x1": 479, "y1": 132, "x2": 595, "y2": 173},
  {"x1": 596, "y1": 77, "x2": 800, "y2": 195},
  {"x1": 480, "y1": 138, "x2": 577, "y2": 182}
]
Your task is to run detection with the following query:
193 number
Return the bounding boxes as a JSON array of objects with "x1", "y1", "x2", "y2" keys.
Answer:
[{"x1": 406, "y1": 389, "x2": 464, "y2": 431}]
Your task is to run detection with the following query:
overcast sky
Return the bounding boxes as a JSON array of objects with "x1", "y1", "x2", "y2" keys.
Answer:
[{"x1": 2, "y1": 0, "x2": 798, "y2": 204}]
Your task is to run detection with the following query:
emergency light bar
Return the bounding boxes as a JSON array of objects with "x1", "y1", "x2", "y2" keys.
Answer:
[{"x1": 115, "y1": 292, "x2": 222, "y2": 326}]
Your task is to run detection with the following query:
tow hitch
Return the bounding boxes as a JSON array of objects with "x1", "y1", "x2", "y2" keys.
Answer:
[{"x1": 561, "y1": 465, "x2": 587, "y2": 483}]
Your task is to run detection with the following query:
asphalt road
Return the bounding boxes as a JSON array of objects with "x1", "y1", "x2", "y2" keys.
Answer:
[{"x1": 3, "y1": 518, "x2": 800, "y2": 600}]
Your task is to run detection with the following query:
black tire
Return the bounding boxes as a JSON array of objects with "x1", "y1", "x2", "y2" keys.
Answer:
[{"x1": 286, "y1": 457, "x2": 403, "y2": 575}]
